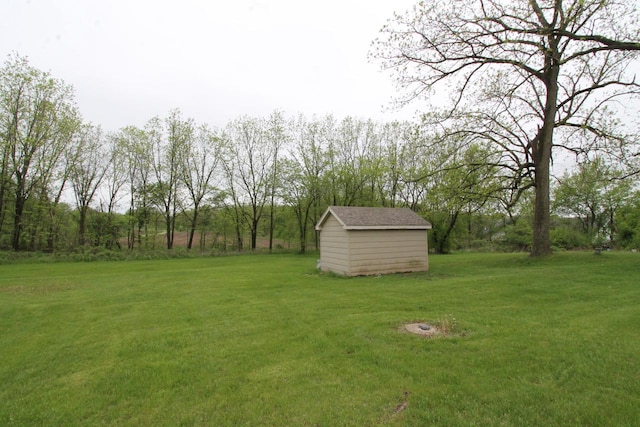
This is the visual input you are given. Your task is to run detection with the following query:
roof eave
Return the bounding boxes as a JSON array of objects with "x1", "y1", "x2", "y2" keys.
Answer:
[{"x1": 345, "y1": 225, "x2": 432, "y2": 230}]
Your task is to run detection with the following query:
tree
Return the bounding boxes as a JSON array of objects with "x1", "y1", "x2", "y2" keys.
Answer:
[
  {"x1": 223, "y1": 116, "x2": 273, "y2": 250},
  {"x1": 69, "y1": 124, "x2": 109, "y2": 246},
  {"x1": 357, "y1": 119, "x2": 389, "y2": 206},
  {"x1": 95, "y1": 132, "x2": 128, "y2": 249},
  {"x1": 0, "y1": 54, "x2": 80, "y2": 250},
  {"x1": 373, "y1": 0, "x2": 640, "y2": 256},
  {"x1": 114, "y1": 125, "x2": 151, "y2": 250},
  {"x1": 265, "y1": 110, "x2": 288, "y2": 251},
  {"x1": 42, "y1": 123, "x2": 82, "y2": 251},
  {"x1": 180, "y1": 123, "x2": 222, "y2": 250},
  {"x1": 283, "y1": 115, "x2": 332, "y2": 252},
  {"x1": 0, "y1": 114, "x2": 10, "y2": 240},
  {"x1": 379, "y1": 121, "x2": 417, "y2": 208},
  {"x1": 148, "y1": 110, "x2": 192, "y2": 250},
  {"x1": 553, "y1": 157, "x2": 631, "y2": 245},
  {"x1": 424, "y1": 143, "x2": 501, "y2": 253},
  {"x1": 102, "y1": 133, "x2": 128, "y2": 215},
  {"x1": 395, "y1": 132, "x2": 430, "y2": 211},
  {"x1": 327, "y1": 117, "x2": 369, "y2": 206}
]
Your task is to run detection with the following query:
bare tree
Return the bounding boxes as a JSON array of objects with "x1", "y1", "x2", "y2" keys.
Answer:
[{"x1": 373, "y1": 0, "x2": 640, "y2": 255}]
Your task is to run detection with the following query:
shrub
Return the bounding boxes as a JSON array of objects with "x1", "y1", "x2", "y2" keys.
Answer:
[
  {"x1": 551, "y1": 227, "x2": 590, "y2": 250},
  {"x1": 501, "y1": 220, "x2": 533, "y2": 251}
]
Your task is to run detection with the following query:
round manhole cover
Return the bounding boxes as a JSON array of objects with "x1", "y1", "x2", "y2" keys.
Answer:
[{"x1": 403, "y1": 322, "x2": 442, "y2": 336}]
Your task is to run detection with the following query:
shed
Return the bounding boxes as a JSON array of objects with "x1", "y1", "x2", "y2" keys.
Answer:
[{"x1": 315, "y1": 206, "x2": 432, "y2": 276}]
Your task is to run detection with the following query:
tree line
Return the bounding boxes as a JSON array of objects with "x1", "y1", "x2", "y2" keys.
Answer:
[{"x1": 1, "y1": 49, "x2": 639, "y2": 254}]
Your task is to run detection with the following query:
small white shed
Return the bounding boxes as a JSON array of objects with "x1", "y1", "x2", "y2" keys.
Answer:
[{"x1": 315, "y1": 206, "x2": 432, "y2": 276}]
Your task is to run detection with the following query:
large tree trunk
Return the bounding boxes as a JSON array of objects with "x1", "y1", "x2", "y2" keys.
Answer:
[
  {"x1": 531, "y1": 44, "x2": 560, "y2": 257},
  {"x1": 532, "y1": 152, "x2": 552, "y2": 256}
]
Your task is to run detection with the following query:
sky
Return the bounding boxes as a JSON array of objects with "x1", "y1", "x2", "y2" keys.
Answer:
[{"x1": 1, "y1": 0, "x2": 419, "y2": 132}]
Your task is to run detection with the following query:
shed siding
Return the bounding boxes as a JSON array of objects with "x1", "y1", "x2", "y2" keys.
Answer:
[
  {"x1": 347, "y1": 230, "x2": 428, "y2": 276},
  {"x1": 319, "y1": 215, "x2": 349, "y2": 275}
]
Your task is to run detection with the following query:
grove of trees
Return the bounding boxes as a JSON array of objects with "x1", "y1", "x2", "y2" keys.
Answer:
[{"x1": 2, "y1": 4, "x2": 640, "y2": 260}]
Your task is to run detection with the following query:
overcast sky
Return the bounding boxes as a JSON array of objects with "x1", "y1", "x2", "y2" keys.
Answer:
[{"x1": 2, "y1": 0, "x2": 419, "y2": 131}]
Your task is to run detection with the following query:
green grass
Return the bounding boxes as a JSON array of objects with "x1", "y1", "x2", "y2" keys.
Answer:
[{"x1": 1, "y1": 252, "x2": 639, "y2": 426}]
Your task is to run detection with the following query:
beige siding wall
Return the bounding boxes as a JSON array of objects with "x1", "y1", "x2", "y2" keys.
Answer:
[
  {"x1": 319, "y1": 215, "x2": 349, "y2": 275},
  {"x1": 347, "y1": 229, "x2": 428, "y2": 276}
]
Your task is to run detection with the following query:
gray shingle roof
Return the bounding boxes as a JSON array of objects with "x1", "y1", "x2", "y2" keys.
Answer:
[{"x1": 316, "y1": 206, "x2": 432, "y2": 230}]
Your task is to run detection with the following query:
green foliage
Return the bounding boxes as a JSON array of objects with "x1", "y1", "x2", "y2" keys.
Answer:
[
  {"x1": 616, "y1": 192, "x2": 640, "y2": 249},
  {"x1": 553, "y1": 158, "x2": 631, "y2": 245},
  {"x1": 0, "y1": 53, "x2": 81, "y2": 251},
  {"x1": 87, "y1": 211, "x2": 127, "y2": 249},
  {"x1": 502, "y1": 218, "x2": 533, "y2": 251},
  {"x1": 420, "y1": 142, "x2": 502, "y2": 253},
  {"x1": 550, "y1": 226, "x2": 591, "y2": 250},
  {"x1": 1, "y1": 253, "x2": 640, "y2": 425}
]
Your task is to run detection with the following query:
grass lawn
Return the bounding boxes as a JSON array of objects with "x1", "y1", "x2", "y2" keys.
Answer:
[{"x1": 1, "y1": 251, "x2": 639, "y2": 426}]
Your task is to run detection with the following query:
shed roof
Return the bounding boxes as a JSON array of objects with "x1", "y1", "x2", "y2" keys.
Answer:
[{"x1": 315, "y1": 206, "x2": 432, "y2": 231}]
